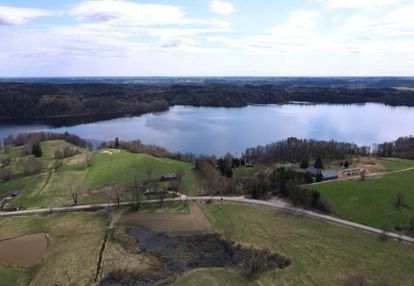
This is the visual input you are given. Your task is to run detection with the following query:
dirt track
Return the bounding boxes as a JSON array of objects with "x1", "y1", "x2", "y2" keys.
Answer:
[
  {"x1": 0, "y1": 233, "x2": 48, "y2": 267},
  {"x1": 120, "y1": 202, "x2": 213, "y2": 234}
]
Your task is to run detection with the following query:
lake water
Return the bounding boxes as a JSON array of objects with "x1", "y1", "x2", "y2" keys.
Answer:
[{"x1": 1, "y1": 103, "x2": 414, "y2": 156}]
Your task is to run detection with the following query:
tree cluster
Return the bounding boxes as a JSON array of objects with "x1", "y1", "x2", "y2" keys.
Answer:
[
  {"x1": 373, "y1": 135, "x2": 414, "y2": 159},
  {"x1": 54, "y1": 146, "x2": 81, "y2": 159},
  {"x1": 3, "y1": 131, "x2": 91, "y2": 149},
  {"x1": 244, "y1": 137, "x2": 369, "y2": 165}
]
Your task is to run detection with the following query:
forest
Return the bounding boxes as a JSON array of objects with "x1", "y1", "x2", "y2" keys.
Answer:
[{"x1": 1, "y1": 78, "x2": 414, "y2": 119}]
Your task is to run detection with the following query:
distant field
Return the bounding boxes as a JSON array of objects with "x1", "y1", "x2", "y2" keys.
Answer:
[
  {"x1": 0, "y1": 211, "x2": 107, "y2": 286},
  {"x1": 313, "y1": 169, "x2": 414, "y2": 234},
  {"x1": 174, "y1": 203, "x2": 414, "y2": 286}
]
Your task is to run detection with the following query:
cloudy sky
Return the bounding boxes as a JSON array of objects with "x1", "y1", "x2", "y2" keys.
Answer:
[{"x1": 0, "y1": 0, "x2": 413, "y2": 76}]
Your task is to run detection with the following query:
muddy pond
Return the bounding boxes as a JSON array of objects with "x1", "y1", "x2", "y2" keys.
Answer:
[
  {"x1": 0, "y1": 233, "x2": 48, "y2": 267},
  {"x1": 100, "y1": 227, "x2": 290, "y2": 285}
]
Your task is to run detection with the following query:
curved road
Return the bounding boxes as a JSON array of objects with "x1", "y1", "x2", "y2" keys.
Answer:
[{"x1": 1, "y1": 196, "x2": 413, "y2": 245}]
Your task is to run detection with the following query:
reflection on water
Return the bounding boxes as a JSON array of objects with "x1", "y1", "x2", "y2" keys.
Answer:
[{"x1": 1, "y1": 103, "x2": 414, "y2": 156}]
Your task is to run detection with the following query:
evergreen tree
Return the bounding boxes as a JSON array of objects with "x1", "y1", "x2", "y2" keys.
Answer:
[
  {"x1": 300, "y1": 160, "x2": 309, "y2": 169},
  {"x1": 31, "y1": 143, "x2": 42, "y2": 158},
  {"x1": 315, "y1": 171, "x2": 323, "y2": 182},
  {"x1": 314, "y1": 158, "x2": 323, "y2": 169},
  {"x1": 114, "y1": 137, "x2": 120, "y2": 149},
  {"x1": 344, "y1": 161, "x2": 350, "y2": 168}
]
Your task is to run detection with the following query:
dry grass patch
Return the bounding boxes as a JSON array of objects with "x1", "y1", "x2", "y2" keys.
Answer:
[{"x1": 121, "y1": 202, "x2": 213, "y2": 235}]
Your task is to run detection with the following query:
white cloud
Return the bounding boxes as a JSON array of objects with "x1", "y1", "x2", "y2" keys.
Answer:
[
  {"x1": 338, "y1": 4, "x2": 414, "y2": 36},
  {"x1": 209, "y1": 1, "x2": 237, "y2": 14},
  {"x1": 318, "y1": 0, "x2": 399, "y2": 10},
  {"x1": 0, "y1": 6, "x2": 51, "y2": 26},
  {"x1": 207, "y1": 10, "x2": 324, "y2": 56},
  {"x1": 69, "y1": 0, "x2": 194, "y2": 25}
]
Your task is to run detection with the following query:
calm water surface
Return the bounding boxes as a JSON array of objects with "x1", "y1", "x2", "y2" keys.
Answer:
[{"x1": 1, "y1": 103, "x2": 414, "y2": 156}]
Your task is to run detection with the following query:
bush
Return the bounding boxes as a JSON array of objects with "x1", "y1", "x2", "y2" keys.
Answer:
[
  {"x1": 54, "y1": 146, "x2": 81, "y2": 159},
  {"x1": 0, "y1": 167, "x2": 12, "y2": 181},
  {"x1": 31, "y1": 143, "x2": 42, "y2": 157},
  {"x1": 300, "y1": 160, "x2": 309, "y2": 169},
  {"x1": 17, "y1": 158, "x2": 43, "y2": 176}
]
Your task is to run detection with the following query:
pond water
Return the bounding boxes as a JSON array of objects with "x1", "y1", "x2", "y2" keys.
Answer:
[{"x1": 1, "y1": 103, "x2": 414, "y2": 156}]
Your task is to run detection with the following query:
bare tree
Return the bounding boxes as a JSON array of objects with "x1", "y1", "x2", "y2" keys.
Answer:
[
  {"x1": 380, "y1": 225, "x2": 389, "y2": 241},
  {"x1": 52, "y1": 160, "x2": 63, "y2": 172},
  {"x1": 66, "y1": 181, "x2": 81, "y2": 206},
  {"x1": 0, "y1": 167, "x2": 12, "y2": 182},
  {"x1": 17, "y1": 158, "x2": 42, "y2": 176},
  {"x1": 111, "y1": 184, "x2": 123, "y2": 207},
  {"x1": 176, "y1": 168, "x2": 184, "y2": 184},
  {"x1": 393, "y1": 192, "x2": 407, "y2": 209},
  {"x1": 145, "y1": 167, "x2": 152, "y2": 183},
  {"x1": 224, "y1": 223, "x2": 235, "y2": 243},
  {"x1": 169, "y1": 180, "x2": 179, "y2": 198},
  {"x1": 409, "y1": 215, "x2": 414, "y2": 232},
  {"x1": 85, "y1": 152, "x2": 91, "y2": 167},
  {"x1": 360, "y1": 169, "x2": 366, "y2": 181},
  {"x1": 159, "y1": 186, "x2": 166, "y2": 207},
  {"x1": 71, "y1": 191, "x2": 79, "y2": 206},
  {"x1": 133, "y1": 176, "x2": 142, "y2": 210}
]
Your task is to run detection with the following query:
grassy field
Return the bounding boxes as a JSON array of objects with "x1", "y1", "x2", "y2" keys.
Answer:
[
  {"x1": 0, "y1": 211, "x2": 107, "y2": 286},
  {"x1": 375, "y1": 157, "x2": 414, "y2": 171},
  {"x1": 314, "y1": 169, "x2": 414, "y2": 233},
  {"x1": 85, "y1": 150, "x2": 192, "y2": 188},
  {"x1": 174, "y1": 203, "x2": 414, "y2": 286},
  {"x1": 0, "y1": 142, "x2": 199, "y2": 209},
  {"x1": 0, "y1": 264, "x2": 31, "y2": 286}
]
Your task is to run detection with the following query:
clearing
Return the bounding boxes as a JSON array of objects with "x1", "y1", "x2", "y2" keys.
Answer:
[{"x1": 120, "y1": 202, "x2": 213, "y2": 234}]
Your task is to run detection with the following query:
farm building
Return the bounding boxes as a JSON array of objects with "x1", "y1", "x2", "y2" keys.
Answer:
[
  {"x1": 306, "y1": 167, "x2": 338, "y2": 180},
  {"x1": 159, "y1": 173, "x2": 177, "y2": 181}
]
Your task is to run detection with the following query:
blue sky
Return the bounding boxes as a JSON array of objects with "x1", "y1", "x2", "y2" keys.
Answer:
[{"x1": 0, "y1": 0, "x2": 413, "y2": 76}]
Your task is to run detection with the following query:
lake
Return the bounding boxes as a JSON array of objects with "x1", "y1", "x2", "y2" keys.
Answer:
[{"x1": 1, "y1": 103, "x2": 414, "y2": 156}]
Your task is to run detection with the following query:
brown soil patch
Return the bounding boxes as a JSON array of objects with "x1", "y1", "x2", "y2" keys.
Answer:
[
  {"x1": 88, "y1": 186, "x2": 129, "y2": 200},
  {"x1": 0, "y1": 233, "x2": 48, "y2": 267},
  {"x1": 120, "y1": 202, "x2": 213, "y2": 235}
]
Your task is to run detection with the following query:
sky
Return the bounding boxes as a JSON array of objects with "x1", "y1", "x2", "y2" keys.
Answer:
[{"x1": 0, "y1": 0, "x2": 413, "y2": 76}]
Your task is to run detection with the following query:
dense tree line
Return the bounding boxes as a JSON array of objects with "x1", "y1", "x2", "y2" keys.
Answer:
[
  {"x1": 373, "y1": 135, "x2": 414, "y2": 159},
  {"x1": 243, "y1": 137, "x2": 369, "y2": 164},
  {"x1": 3, "y1": 131, "x2": 91, "y2": 149},
  {"x1": 1, "y1": 80, "x2": 414, "y2": 120}
]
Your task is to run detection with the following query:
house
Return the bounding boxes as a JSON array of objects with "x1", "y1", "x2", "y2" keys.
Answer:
[
  {"x1": 306, "y1": 166, "x2": 320, "y2": 177},
  {"x1": 159, "y1": 173, "x2": 177, "y2": 181},
  {"x1": 306, "y1": 167, "x2": 338, "y2": 180},
  {"x1": 321, "y1": 169, "x2": 338, "y2": 180}
]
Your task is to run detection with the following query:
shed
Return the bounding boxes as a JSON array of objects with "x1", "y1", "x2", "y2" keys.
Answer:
[
  {"x1": 321, "y1": 170, "x2": 338, "y2": 180},
  {"x1": 159, "y1": 173, "x2": 177, "y2": 181},
  {"x1": 307, "y1": 167, "x2": 337, "y2": 180}
]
